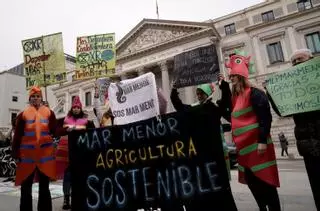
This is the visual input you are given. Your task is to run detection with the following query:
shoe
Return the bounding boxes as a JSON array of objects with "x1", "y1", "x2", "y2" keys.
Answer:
[
  {"x1": 62, "y1": 195, "x2": 71, "y2": 210},
  {"x1": 3, "y1": 177, "x2": 14, "y2": 182}
]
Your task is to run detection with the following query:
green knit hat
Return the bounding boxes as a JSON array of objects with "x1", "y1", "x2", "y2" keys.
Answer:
[{"x1": 197, "y1": 84, "x2": 213, "y2": 97}]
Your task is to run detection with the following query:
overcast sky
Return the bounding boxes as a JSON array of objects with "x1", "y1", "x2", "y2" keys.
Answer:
[{"x1": 0, "y1": 0, "x2": 263, "y2": 71}]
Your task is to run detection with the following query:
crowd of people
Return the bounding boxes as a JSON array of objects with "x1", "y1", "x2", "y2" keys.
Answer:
[{"x1": 0, "y1": 48, "x2": 318, "y2": 211}]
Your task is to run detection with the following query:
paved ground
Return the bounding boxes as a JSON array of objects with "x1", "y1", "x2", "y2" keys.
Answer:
[
  {"x1": 231, "y1": 159, "x2": 316, "y2": 211},
  {"x1": 274, "y1": 146, "x2": 303, "y2": 160},
  {"x1": 0, "y1": 157, "x2": 316, "y2": 211}
]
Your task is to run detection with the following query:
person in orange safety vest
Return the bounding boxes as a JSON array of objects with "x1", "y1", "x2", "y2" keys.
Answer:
[
  {"x1": 12, "y1": 86, "x2": 58, "y2": 211},
  {"x1": 225, "y1": 51, "x2": 281, "y2": 211}
]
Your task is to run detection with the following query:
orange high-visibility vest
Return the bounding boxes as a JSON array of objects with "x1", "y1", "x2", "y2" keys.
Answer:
[
  {"x1": 231, "y1": 87, "x2": 280, "y2": 187},
  {"x1": 15, "y1": 105, "x2": 56, "y2": 186}
]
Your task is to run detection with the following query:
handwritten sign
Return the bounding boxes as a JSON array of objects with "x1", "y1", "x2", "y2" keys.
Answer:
[
  {"x1": 173, "y1": 45, "x2": 219, "y2": 88},
  {"x1": 22, "y1": 32, "x2": 67, "y2": 89},
  {"x1": 96, "y1": 78, "x2": 112, "y2": 104},
  {"x1": 108, "y1": 72, "x2": 160, "y2": 125},
  {"x1": 75, "y1": 33, "x2": 116, "y2": 80},
  {"x1": 266, "y1": 57, "x2": 320, "y2": 116},
  {"x1": 69, "y1": 107, "x2": 237, "y2": 211}
]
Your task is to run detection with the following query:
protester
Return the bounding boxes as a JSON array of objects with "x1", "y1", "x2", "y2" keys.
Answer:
[
  {"x1": 171, "y1": 76, "x2": 232, "y2": 177},
  {"x1": 278, "y1": 132, "x2": 289, "y2": 157},
  {"x1": 170, "y1": 75, "x2": 237, "y2": 211},
  {"x1": 56, "y1": 96, "x2": 95, "y2": 210},
  {"x1": 266, "y1": 48, "x2": 319, "y2": 211},
  {"x1": 12, "y1": 86, "x2": 57, "y2": 211},
  {"x1": 226, "y1": 52, "x2": 281, "y2": 211}
]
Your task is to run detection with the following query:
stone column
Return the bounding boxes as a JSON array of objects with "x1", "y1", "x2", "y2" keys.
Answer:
[
  {"x1": 158, "y1": 61, "x2": 173, "y2": 113},
  {"x1": 158, "y1": 61, "x2": 170, "y2": 100},
  {"x1": 78, "y1": 88, "x2": 84, "y2": 106},
  {"x1": 252, "y1": 36, "x2": 265, "y2": 75},
  {"x1": 184, "y1": 87, "x2": 194, "y2": 104},
  {"x1": 137, "y1": 67, "x2": 146, "y2": 76},
  {"x1": 287, "y1": 26, "x2": 298, "y2": 54},
  {"x1": 65, "y1": 92, "x2": 70, "y2": 114},
  {"x1": 215, "y1": 42, "x2": 226, "y2": 78},
  {"x1": 120, "y1": 73, "x2": 127, "y2": 80}
]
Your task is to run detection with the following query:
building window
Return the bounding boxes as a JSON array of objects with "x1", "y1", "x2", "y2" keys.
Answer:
[
  {"x1": 12, "y1": 96, "x2": 18, "y2": 102},
  {"x1": 85, "y1": 92, "x2": 92, "y2": 106},
  {"x1": 305, "y1": 32, "x2": 320, "y2": 54},
  {"x1": 297, "y1": 0, "x2": 313, "y2": 11},
  {"x1": 261, "y1": 11, "x2": 275, "y2": 22},
  {"x1": 11, "y1": 113, "x2": 17, "y2": 125},
  {"x1": 224, "y1": 23, "x2": 236, "y2": 35},
  {"x1": 71, "y1": 96, "x2": 76, "y2": 104},
  {"x1": 267, "y1": 42, "x2": 284, "y2": 64}
]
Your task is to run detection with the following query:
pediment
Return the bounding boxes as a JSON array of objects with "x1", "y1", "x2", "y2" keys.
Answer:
[{"x1": 116, "y1": 19, "x2": 214, "y2": 58}]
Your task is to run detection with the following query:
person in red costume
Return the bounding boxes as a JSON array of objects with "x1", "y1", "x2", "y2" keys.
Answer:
[
  {"x1": 12, "y1": 86, "x2": 58, "y2": 211},
  {"x1": 225, "y1": 52, "x2": 281, "y2": 211}
]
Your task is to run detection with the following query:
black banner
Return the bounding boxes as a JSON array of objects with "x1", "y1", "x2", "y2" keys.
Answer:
[
  {"x1": 173, "y1": 45, "x2": 219, "y2": 88},
  {"x1": 69, "y1": 106, "x2": 237, "y2": 211}
]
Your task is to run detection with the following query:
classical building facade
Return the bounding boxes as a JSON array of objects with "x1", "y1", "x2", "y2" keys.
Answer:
[{"x1": 52, "y1": 0, "x2": 320, "y2": 142}]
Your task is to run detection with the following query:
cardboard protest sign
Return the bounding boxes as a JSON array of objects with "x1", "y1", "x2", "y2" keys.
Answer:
[
  {"x1": 22, "y1": 32, "x2": 67, "y2": 89},
  {"x1": 173, "y1": 45, "x2": 219, "y2": 88},
  {"x1": 95, "y1": 78, "x2": 112, "y2": 104},
  {"x1": 75, "y1": 33, "x2": 116, "y2": 80},
  {"x1": 69, "y1": 107, "x2": 237, "y2": 211},
  {"x1": 108, "y1": 72, "x2": 160, "y2": 125},
  {"x1": 266, "y1": 57, "x2": 320, "y2": 116}
]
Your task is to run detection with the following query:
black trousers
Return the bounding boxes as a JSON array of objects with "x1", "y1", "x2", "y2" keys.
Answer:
[
  {"x1": 245, "y1": 168, "x2": 281, "y2": 211},
  {"x1": 20, "y1": 169, "x2": 52, "y2": 211},
  {"x1": 281, "y1": 148, "x2": 289, "y2": 156},
  {"x1": 63, "y1": 166, "x2": 71, "y2": 196},
  {"x1": 304, "y1": 156, "x2": 320, "y2": 211}
]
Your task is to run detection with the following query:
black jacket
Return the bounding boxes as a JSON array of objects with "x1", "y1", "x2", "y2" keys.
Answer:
[
  {"x1": 250, "y1": 87, "x2": 273, "y2": 144},
  {"x1": 170, "y1": 80, "x2": 232, "y2": 122}
]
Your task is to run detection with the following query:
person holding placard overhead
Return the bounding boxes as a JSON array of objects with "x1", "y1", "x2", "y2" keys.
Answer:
[
  {"x1": 170, "y1": 75, "x2": 238, "y2": 211},
  {"x1": 171, "y1": 75, "x2": 233, "y2": 178},
  {"x1": 226, "y1": 51, "x2": 281, "y2": 211},
  {"x1": 266, "y1": 49, "x2": 320, "y2": 211}
]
